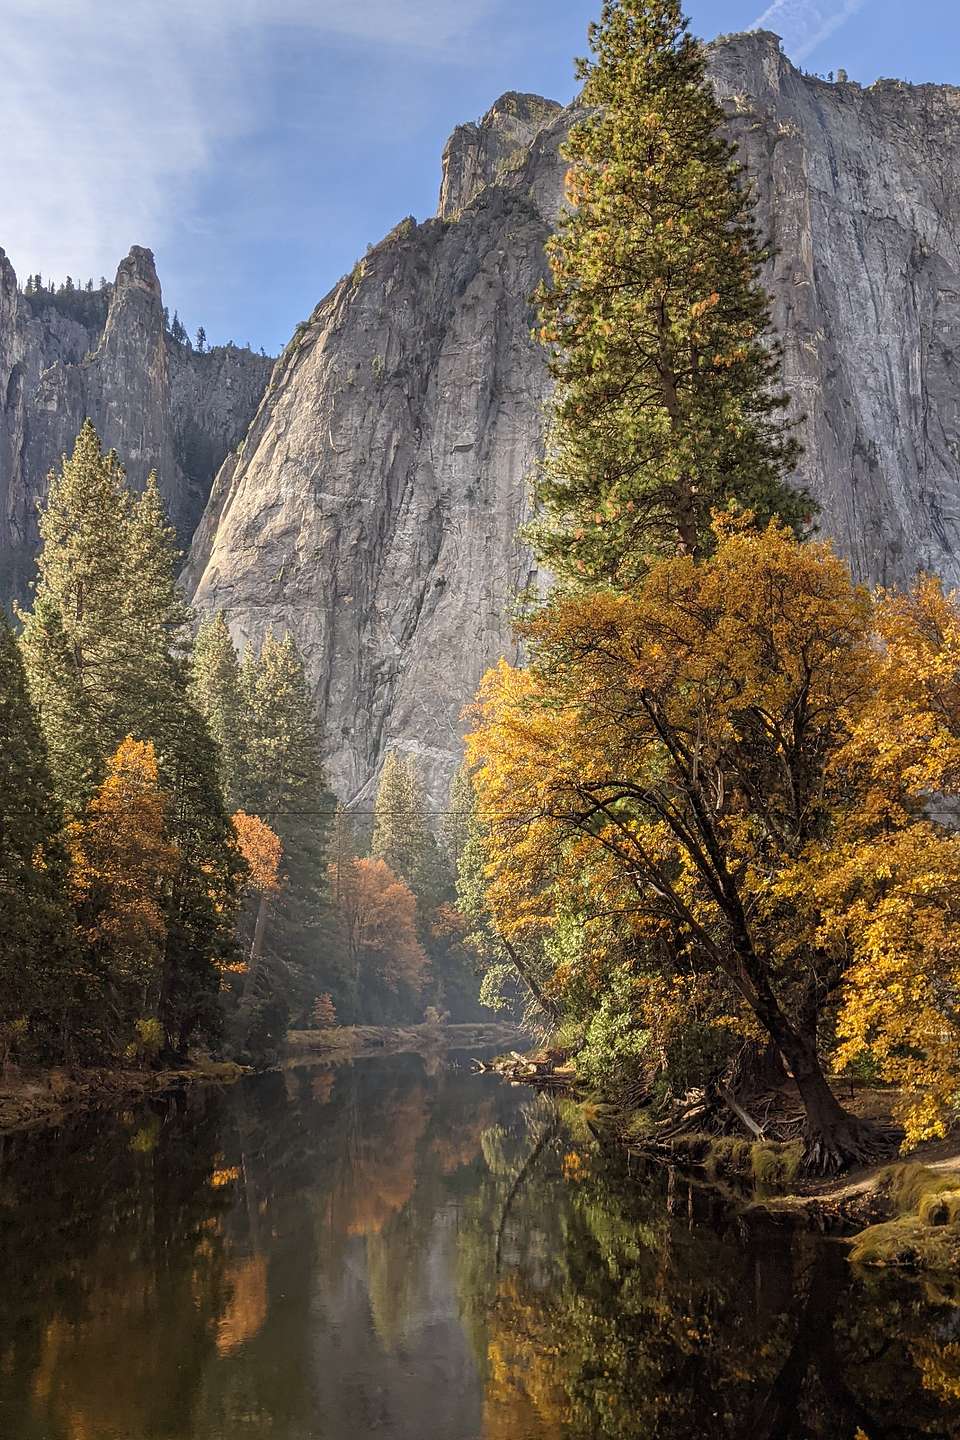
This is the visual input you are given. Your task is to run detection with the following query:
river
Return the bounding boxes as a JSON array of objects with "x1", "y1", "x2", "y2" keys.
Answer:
[{"x1": 1, "y1": 1051, "x2": 958, "y2": 1439}]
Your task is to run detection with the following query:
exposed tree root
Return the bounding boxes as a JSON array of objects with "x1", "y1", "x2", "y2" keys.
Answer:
[{"x1": 801, "y1": 1116, "x2": 895, "y2": 1178}]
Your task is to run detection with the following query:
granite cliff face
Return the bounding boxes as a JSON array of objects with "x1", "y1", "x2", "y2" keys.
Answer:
[
  {"x1": 188, "y1": 34, "x2": 960, "y2": 801},
  {"x1": 0, "y1": 246, "x2": 271, "y2": 604},
  {"x1": 186, "y1": 94, "x2": 578, "y2": 805},
  {"x1": 712, "y1": 34, "x2": 960, "y2": 590},
  {"x1": 189, "y1": 35, "x2": 960, "y2": 801}
]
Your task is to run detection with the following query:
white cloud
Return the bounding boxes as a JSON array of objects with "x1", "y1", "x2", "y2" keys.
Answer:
[
  {"x1": 1, "y1": 0, "x2": 498, "y2": 288},
  {"x1": 750, "y1": 0, "x2": 868, "y2": 61}
]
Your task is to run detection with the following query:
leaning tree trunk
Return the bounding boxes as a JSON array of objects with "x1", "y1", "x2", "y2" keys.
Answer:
[
  {"x1": 743, "y1": 966, "x2": 879, "y2": 1175},
  {"x1": 501, "y1": 936, "x2": 561, "y2": 1023}
]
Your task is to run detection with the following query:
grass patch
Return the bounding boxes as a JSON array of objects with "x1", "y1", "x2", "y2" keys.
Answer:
[
  {"x1": 704, "y1": 1136, "x2": 751, "y2": 1182},
  {"x1": 876, "y1": 1163, "x2": 960, "y2": 1218},
  {"x1": 850, "y1": 1216, "x2": 960, "y2": 1270},
  {"x1": 622, "y1": 1108, "x2": 655, "y2": 1142},
  {"x1": 751, "y1": 1139, "x2": 804, "y2": 1190}
]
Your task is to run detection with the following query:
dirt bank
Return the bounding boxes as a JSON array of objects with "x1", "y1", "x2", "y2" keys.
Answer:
[{"x1": 0, "y1": 1059, "x2": 248, "y2": 1138}]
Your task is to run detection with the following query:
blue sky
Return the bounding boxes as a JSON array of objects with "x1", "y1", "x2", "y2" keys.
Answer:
[{"x1": 4, "y1": 0, "x2": 957, "y2": 354}]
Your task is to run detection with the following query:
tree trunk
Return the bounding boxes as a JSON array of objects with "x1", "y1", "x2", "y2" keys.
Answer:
[
  {"x1": 501, "y1": 936, "x2": 560, "y2": 1023},
  {"x1": 734, "y1": 956, "x2": 878, "y2": 1174},
  {"x1": 773, "y1": 1025, "x2": 877, "y2": 1175},
  {"x1": 243, "y1": 894, "x2": 270, "y2": 1002}
]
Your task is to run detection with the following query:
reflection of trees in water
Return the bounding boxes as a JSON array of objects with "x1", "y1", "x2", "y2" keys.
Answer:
[
  {"x1": 0, "y1": 1058, "x2": 508, "y2": 1439},
  {"x1": 4, "y1": 1068, "x2": 960, "y2": 1440},
  {"x1": 0, "y1": 1090, "x2": 236, "y2": 1440},
  {"x1": 460, "y1": 1099, "x2": 960, "y2": 1440}
]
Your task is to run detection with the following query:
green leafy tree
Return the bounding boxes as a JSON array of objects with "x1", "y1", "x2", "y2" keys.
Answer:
[{"x1": 533, "y1": 0, "x2": 808, "y2": 585}]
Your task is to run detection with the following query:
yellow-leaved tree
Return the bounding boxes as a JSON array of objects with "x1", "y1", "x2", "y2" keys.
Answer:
[
  {"x1": 68, "y1": 737, "x2": 177, "y2": 1053},
  {"x1": 827, "y1": 578, "x2": 960, "y2": 1144},
  {"x1": 466, "y1": 522, "x2": 960, "y2": 1168}
]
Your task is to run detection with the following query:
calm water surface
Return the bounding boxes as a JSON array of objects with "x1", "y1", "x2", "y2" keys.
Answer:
[{"x1": 1, "y1": 1052, "x2": 959, "y2": 1440}]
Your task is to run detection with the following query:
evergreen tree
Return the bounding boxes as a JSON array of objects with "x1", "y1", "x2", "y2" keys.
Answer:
[
  {"x1": 19, "y1": 426, "x2": 243, "y2": 1053},
  {"x1": 159, "y1": 699, "x2": 244, "y2": 1050},
  {"x1": 18, "y1": 421, "x2": 131, "y2": 813},
  {"x1": 196, "y1": 325, "x2": 206, "y2": 353},
  {"x1": 235, "y1": 632, "x2": 335, "y2": 1029},
  {"x1": 439, "y1": 764, "x2": 474, "y2": 874},
  {"x1": 370, "y1": 750, "x2": 442, "y2": 905},
  {"x1": 117, "y1": 474, "x2": 242, "y2": 1050},
  {"x1": 190, "y1": 612, "x2": 244, "y2": 805},
  {"x1": 238, "y1": 633, "x2": 330, "y2": 828},
  {"x1": 533, "y1": 0, "x2": 808, "y2": 585},
  {"x1": 116, "y1": 473, "x2": 192, "y2": 739},
  {"x1": 0, "y1": 616, "x2": 73, "y2": 1058}
]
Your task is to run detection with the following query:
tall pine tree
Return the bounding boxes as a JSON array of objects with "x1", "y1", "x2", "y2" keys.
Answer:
[
  {"x1": 0, "y1": 615, "x2": 73, "y2": 1058},
  {"x1": 19, "y1": 421, "x2": 131, "y2": 813},
  {"x1": 533, "y1": 0, "x2": 808, "y2": 585},
  {"x1": 191, "y1": 612, "x2": 244, "y2": 806},
  {"x1": 117, "y1": 473, "x2": 243, "y2": 1050},
  {"x1": 235, "y1": 632, "x2": 335, "y2": 1030},
  {"x1": 370, "y1": 750, "x2": 443, "y2": 908}
]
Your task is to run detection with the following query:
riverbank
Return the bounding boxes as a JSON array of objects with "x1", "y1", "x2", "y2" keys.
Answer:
[
  {"x1": 484, "y1": 1047, "x2": 960, "y2": 1271},
  {"x1": 285, "y1": 1021, "x2": 525, "y2": 1065},
  {"x1": 0, "y1": 1058, "x2": 248, "y2": 1137}
]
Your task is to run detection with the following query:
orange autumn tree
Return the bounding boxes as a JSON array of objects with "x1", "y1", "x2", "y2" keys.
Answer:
[
  {"x1": 333, "y1": 857, "x2": 429, "y2": 1009},
  {"x1": 68, "y1": 737, "x2": 177, "y2": 1051},
  {"x1": 230, "y1": 811, "x2": 283, "y2": 996},
  {"x1": 466, "y1": 521, "x2": 960, "y2": 1170}
]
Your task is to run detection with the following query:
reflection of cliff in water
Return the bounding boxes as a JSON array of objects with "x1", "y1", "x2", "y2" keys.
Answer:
[{"x1": 1, "y1": 1055, "x2": 958, "y2": 1439}]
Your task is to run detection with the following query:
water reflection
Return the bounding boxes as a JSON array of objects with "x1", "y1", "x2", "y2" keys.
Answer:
[{"x1": 0, "y1": 1055, "x2": 958, "y2": 1439}]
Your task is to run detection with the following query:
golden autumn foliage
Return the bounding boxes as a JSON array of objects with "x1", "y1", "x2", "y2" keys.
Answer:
[
  {"x1": 68, "y1": 737, "x2": 178, "y2": 1024},
  {"x1": 467, "y1": 522, "x2": 960, "y2": 1158},
  {"x1": 332, "y1": 857, "x2": 429, "y2": 995},
  {"x1": 231, "y1": 811, "x2": 283, "y2": 896},
  {"x1": 826, "y1": 580, "x2": 960, "y2": 1143}
]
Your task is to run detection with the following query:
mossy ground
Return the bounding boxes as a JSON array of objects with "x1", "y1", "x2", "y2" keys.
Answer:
[{"x1": 849, "y1": 1163, "x2": 960, "y2": 1271}]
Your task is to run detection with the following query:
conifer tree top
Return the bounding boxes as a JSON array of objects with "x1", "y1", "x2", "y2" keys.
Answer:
[{"x1": 533, "y1": 0, "x2": 810, "y2": 587}]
